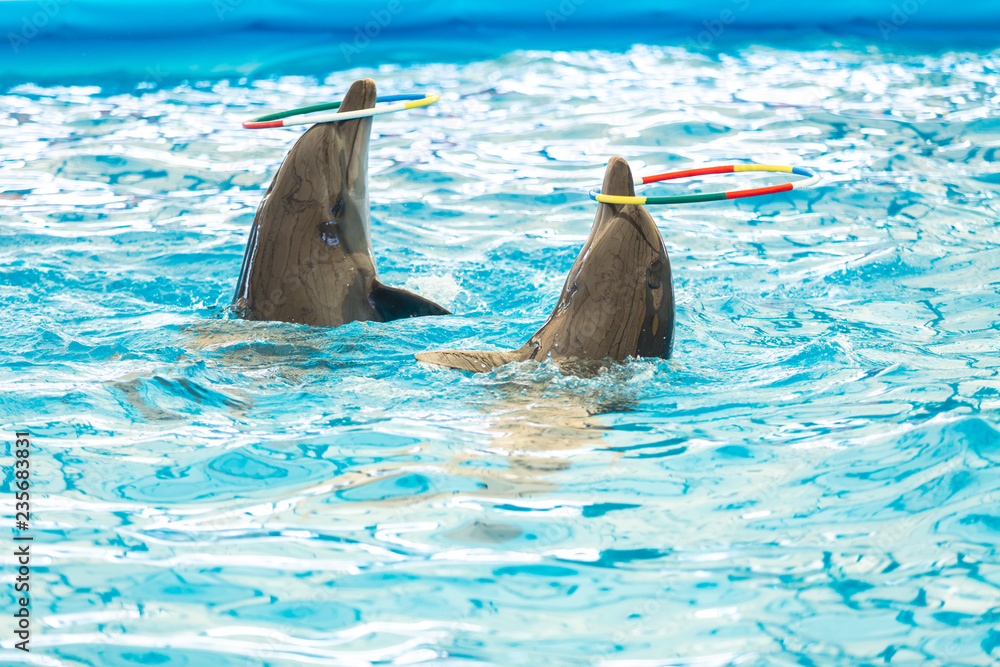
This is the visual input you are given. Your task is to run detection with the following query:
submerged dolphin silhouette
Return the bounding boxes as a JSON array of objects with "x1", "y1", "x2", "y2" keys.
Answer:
[
  {"x1": 233, "y1": 78, "x2": 449, "y2": 326},
  {"x1": 417, "y1": 156, "x2": 674, "y2": 372}
]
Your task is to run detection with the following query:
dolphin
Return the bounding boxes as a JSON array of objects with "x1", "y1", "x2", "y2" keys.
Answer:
[
  {"x1": 416, "y1": 156, "x2": 674, "y2": 373},
  {"x1": 232, "y1": 78, "x2": 449, "y2": 327}
]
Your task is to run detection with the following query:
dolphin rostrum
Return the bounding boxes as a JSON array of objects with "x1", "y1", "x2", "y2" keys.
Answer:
[
  {"x1": 233, "y1": 78, "x2": 449, "y2": 326},
  {"x1": 416, "y1": 156, "x2": 674, "y2": 373}
]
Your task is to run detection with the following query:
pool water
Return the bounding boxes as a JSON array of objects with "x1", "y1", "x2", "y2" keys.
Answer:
[{"x1": 2, "y1": 43, "x2": 1000, "y2": 665}]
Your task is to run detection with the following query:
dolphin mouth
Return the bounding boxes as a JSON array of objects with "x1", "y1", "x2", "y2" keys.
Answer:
[
  {"x1": 335, "y1": 77, "x2": 377, "y2": 120},
  {"x1": 312, "y1": 78, "x2": 378, "y2": 258}
]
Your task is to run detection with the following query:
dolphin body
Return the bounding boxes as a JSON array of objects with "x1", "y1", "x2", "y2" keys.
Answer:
[
  {"x1": 233, "y1": 78, "x2": 449, "y2": 326},
  {"x1": 417, "y1": 156, "x2": 674, "y2": 373}
]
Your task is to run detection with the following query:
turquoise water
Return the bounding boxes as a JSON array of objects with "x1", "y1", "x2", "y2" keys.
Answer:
[{"x1": 2, "y1": 43, "x2": 1000, "y2": 665}]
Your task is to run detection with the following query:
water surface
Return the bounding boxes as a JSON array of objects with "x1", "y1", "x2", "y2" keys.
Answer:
[{"x1": 1, "y1": 44, "x2": 999, "y2": 665}]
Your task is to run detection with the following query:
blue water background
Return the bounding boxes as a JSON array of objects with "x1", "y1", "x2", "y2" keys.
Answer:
[
  {"x1": 2, "y1": 28, "x2": 1000, "y2": 667},
  {"x1": 2, "y1": 0, "x2": 1000, "y2": 38}
]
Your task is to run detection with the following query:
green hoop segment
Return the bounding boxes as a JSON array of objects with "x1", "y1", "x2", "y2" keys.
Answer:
[{"x1": 242, "y1": 93, "x2": 438, "y2": 129}]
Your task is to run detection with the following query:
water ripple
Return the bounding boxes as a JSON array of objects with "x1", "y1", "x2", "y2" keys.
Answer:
[{"x1": 2, "y1": 43, "x2": 999, "y2": 665}]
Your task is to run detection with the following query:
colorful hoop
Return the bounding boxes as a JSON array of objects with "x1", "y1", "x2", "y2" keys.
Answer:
[
  {"x1": 242, "y1": 93, "x2": 439, "y2": 129},
  {"x1": 589, "y1": 164, "x2": 820, "y2": 205}
]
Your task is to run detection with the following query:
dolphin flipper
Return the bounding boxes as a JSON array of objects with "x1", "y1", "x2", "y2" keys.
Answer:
[
  {"x1": 370, "y1": 281, "x2": 451, "y2": 321},
  {"x1": 415, "y1": 348, "x2": 526, "y2": 372}
]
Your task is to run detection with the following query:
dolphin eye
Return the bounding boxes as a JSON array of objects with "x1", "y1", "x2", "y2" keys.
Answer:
[
  {"x1": 557, "y1": 281, "x2": 579, "y2": 311},
  {"x1": 647, "y1": 259, "x2": 663, "y2": 289},
  {"x1": 318, "y1": 220, "x2": 340, "y2": 246},
  {"x1": 329, "y1": 197, "x2": 345, "y2": 218}
]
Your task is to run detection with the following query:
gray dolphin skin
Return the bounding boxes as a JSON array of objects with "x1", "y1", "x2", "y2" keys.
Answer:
[
  {"x1": 417, "y1": 156, "x2": 674, "y2": 373},
  {"x1": 233, "y1": 78, "x2": 449, "y2": 326}
]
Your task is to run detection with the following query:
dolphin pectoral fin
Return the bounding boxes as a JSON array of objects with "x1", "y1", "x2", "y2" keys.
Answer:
[
  {"x1": 415, "y1": 349, "x2": 525, "y2": 373},
  {"x1": 369, "y1": 281, "x2": 451, "y2": 321}
]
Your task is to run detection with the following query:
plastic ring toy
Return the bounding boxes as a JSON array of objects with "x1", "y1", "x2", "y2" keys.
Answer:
[
  {"x1": 242, "y1": 93, "x2": 439, "y2": 129},
  {"x1": 589, "y1": 164, "x2": 820, "y2": 205}
]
